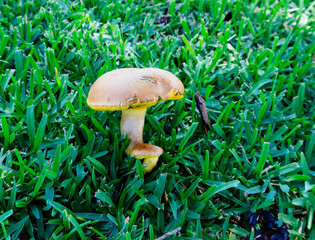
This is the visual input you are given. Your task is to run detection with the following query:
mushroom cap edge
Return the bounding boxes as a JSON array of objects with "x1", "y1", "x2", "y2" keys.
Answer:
[{"x1": 87, "y1": 68, "x2": 184, "y2": 111}]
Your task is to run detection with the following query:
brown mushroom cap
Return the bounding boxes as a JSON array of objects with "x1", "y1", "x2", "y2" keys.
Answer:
[
  {"x1": 130, "y1": 143, "x2": 163, "y2": 158},
  {"x1": 87, "y1": 68, "x2": 184, "y2": 111}
]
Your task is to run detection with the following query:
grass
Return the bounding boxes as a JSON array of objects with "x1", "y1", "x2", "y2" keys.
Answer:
[{"x1": 0, "y1": 0, "x2": 314, "y2": 239}]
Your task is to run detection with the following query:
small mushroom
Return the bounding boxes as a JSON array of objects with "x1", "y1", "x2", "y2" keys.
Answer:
[
  {"x1": 87, "y1": 68, "x2": 184, "y2": 154},
  {"x1": 130, "y1": 143, "x2": 163, "y2": 174}
]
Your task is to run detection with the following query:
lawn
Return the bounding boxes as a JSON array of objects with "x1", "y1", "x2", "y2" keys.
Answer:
[{"x1": 0, "y1": 0, "x2": 314, "y2": 239}]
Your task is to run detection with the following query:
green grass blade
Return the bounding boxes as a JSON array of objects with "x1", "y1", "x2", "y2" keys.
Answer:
[
  {"x1": 0, "y1": 210, "x2": 13, "y2": 224},
  {"x1": 178, "y1": 122, "x2": 198, "y2": 151},
  {"x1": 33, "y1": 114, "x2": 48, "y2": 151},
  {"x1": 32, "y1": 163, "x2": 47, "y2": 198},
  {"x1": 26, "y1": 105, "x2": 35, "y2": 147},
  {"x1": 68, "y1": 215, "x2": 87, "y2": 240},
  {"x1": 1, "y1": 116, "x2": 9, "y2": 151},
  {"x1": 255, "y1": 142, "x2": 270, "y2": 178},
  {"x1": 95, "y1": 190, "x2": 116, "y2": 208}
]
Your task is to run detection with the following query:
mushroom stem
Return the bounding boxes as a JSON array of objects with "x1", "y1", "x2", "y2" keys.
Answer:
[{"x1": 121, "y1": 107, "x2": 147, "y2": 154}]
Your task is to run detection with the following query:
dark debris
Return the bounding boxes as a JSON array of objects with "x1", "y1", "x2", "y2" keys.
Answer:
[
  {"x1": 224, "y1": 11, "x2": 233, "y2": 21},
  {"x1": 247, "y1": 211, "x2": 289, "y2": 240},
  {"x1": 249, "y1": 212, "x2": 260, "y2": 227},
  {"x1": 155, "y1": 15, "x2": 171, "y2": 25}
]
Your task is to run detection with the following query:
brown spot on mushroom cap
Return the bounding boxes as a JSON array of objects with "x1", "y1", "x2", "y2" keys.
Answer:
[
  {"x1": 87, "y1": 68, "x2": 184, "y2": 110},
  {"x1": 130, "y1": 143, "x2": 163, "y2": 157}
]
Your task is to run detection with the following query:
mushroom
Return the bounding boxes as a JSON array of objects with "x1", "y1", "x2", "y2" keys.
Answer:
[
  {"x1": 87, "y1": 68, "x2": 184, "y2": 154},
  {"x1": 130, "y1": 143, "x2": 163, "y2": 174}
]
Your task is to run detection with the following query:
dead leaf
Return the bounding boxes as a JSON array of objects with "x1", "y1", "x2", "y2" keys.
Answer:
[{"x1": 194, "y1": 91, "x2": 210, "y2": 134}]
